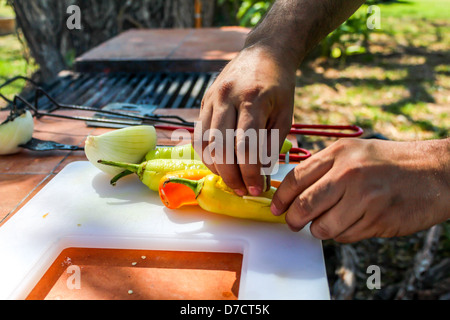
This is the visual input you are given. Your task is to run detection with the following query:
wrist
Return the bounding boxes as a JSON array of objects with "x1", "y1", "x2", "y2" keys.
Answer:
[
  {"x1": 243, "y1": 7, "x2": 307, "y2": 70},
  {"x1": 425, "y1": 138, "x2": 450, "y2": 222},
  {"x1": 242, "y1": 38, "x2": 303, "y2": 74},
  {"x1": 433, "y1": 138, "x2": 450, "y2": 186}
]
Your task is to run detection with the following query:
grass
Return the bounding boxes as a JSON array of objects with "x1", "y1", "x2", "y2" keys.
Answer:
[
  {"x1": 0, "y1": 0, "x2": 13, "y2": 17},
  {"x1": 0, "y1": 1, "x2": 37, "y2": 109},
  {"x1": 294, "y1": 0, "x2": 450, "y2": 144},
  {"x1": 375, "y1": 0, "x2": 450, "y2": 20},
  {"x1": 0, "y1": 35, "x2": 37, "y2": 103}
]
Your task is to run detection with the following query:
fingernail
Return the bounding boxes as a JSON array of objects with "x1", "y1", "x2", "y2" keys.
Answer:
[
  {"x1": 234, "y1": 189, "x2": 247, "y2": 197},
  {"x1": 249, "y1": 186, "x2": 262, "y2": 196},
  {"x1": 288, "y1": 225, "x2": 303, "y2": 233},
  {"x1": 271, "y1": 202, "x2": 282, "y2": 216}
]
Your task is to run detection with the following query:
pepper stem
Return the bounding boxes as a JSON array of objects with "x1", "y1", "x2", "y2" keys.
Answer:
[
  {"x1": 98, "y1": 160, "x2": 140, "y2": 174},
  {"x1": 110, "y1": 170, "x2": 133, "y2": 186},
  {"x1": 163, "y1": 177, "x2": 204, "y2": 198}
]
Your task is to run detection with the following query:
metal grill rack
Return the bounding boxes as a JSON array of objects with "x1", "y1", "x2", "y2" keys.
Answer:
[{"x1": 32, "y1": 71, "x2": 218, "y2": 111}]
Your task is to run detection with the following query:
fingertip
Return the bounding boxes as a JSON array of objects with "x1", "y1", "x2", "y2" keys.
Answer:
[
  {"x1": 288, "y1": 224, "x2": 303, "y2": 233},
  {"x1": 270, "y1": 201, "x2": 283, "y2": 216},
  {"x1": 240, "y1": 167, "x2": 266, "y2": 197},
  {"x1": 248, "y1": 186, "x2": 262, "y2": 197},
  {"x1": 234, "y1": 188, "x2": 247, "y2": 197}
]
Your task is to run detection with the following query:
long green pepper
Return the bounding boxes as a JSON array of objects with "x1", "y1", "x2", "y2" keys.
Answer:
[
  {"x1": 98, "y1": 158, "x2": 209, "y2": 191},
  {"x1": 145, "y1": 144, "x2": 200, "y2": 161},
  {"x1": 144, "y1": 139, "x2": 293, "y2": 162}
]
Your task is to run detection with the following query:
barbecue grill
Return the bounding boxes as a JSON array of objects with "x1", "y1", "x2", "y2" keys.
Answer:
[
  {"x1": 31, "y1": 71, "x2": 218, "y2": 111},
  {"x1": 2, "y1": 27, "x2": 247, "y2": 127}
]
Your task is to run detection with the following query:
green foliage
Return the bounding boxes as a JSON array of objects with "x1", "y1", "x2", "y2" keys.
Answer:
[
  {"x1": 236, "y1": 0, "x2": 274, "y2": 27},
  {"x1": 221, "y1": 0, "x2": 372, "y2": 61},
  {"x1": 320, "y1": 11, "x2": 372, "y2": 61}
]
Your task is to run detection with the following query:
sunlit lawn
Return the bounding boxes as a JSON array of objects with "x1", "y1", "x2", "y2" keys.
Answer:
[
  {"x1": 294, "y1": 0, "x2": 449, "y2": 143},
  {"x1": 0, "y1": 0, "x2": 12, "y2": 16},
  {"x1": 377, "y1": 0, "x2": 450, "y2": 20},
  {"x1": 0, "y1": 1, "x2": 37, "y2": 108}
]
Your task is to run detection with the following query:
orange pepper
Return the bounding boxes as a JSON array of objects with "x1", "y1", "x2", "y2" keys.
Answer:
[
  {"x1": 160, "y1": 174, "x2": 286, "y2": 223},
  {"x1": 271, "y1": 180, "x2": 281, "y2": 188},
  {"x1": 158, "y1": 169, "x2": 211, "y2": 209}
]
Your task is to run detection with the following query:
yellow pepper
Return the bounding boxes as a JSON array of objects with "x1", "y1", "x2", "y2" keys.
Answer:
[{"x1": 161, "y1": 174, "x2": 286, "y2": 224}]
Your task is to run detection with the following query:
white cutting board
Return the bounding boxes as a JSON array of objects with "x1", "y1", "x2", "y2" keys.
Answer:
[{"x1": 0, "y1": 161, "x2": 330, "y2": 300}]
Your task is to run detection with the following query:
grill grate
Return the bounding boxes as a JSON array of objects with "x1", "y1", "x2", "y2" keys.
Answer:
[{"x1": 33, "y1": 71, "x2": 218, "y2": 111}]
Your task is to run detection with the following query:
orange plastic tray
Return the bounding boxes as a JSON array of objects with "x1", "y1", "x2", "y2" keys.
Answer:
[{"x1": 27, "y1": 248, "x2": 243, "y2": 300}]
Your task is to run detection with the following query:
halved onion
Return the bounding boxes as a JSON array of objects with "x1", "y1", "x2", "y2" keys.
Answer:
[
  {"x1": 0, "y1": 110, "x2": 34, "y2": 155},
  {"x1": 84, "y1": 125, "x2": 157, "y2": 175}
]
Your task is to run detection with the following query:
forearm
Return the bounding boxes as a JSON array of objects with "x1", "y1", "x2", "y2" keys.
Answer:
[
  {"x1": 406, "y1": 138, "x2": 450, "y2": 227},
  {"x1": 389, "y1": 138, "x2": 450, "y2": 225},
  {"x1": 244, "y1": 0, "x2": 366, "y2": 68},
  {"x1": 431, "y1": 138, "x2": 450, "y2": 201}
]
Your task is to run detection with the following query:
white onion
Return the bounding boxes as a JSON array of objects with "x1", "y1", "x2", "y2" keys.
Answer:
[
  {"x1": 84, "y1": 125, "x2": 157, "y2": 175},
  {"x1": 0, "y1": 110, "x2": 34, "y2": 155}
]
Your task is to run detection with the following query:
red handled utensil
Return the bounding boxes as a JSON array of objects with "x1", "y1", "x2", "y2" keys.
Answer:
[
  {"x1": 282, "y1": 124, "x2": 364, "y2": 162},
  {"x1": 154, "y1": 123, "x2": 364, "y2": 162},
  {"x1": 290, "y1": 124, "x2": 364, "y2": 138}
]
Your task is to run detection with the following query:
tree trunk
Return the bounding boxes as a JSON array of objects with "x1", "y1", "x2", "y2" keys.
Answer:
[{"x1": 10, "y1": 0, "x2": 216, "y2": 81}]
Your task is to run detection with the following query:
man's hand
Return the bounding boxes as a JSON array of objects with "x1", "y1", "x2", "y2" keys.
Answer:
[
  {"x1": 194, "y1": 46, "x2": 296, "y2": 196},
  {"x1": 271, "y1": 138, "x2": 450, "y2": 243},
  {"x1": 194, "y1": 0, "x2": 366, "y2": 197}
]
